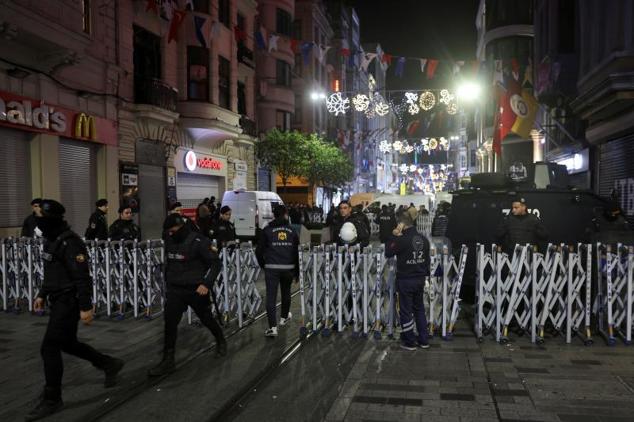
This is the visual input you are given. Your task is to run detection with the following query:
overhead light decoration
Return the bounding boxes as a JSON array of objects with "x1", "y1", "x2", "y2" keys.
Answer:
[
  {"x1": 326, "y1": 92, "x2": 350, "y2": 116},
  {"x1": 409, "y1": 164, "x2": 418, "y2": 173},
  {"x1": 392, "y1": 140, "x2": 403, "y2": 151},
  {"x1": 405, "y1": 144, "x2": 414, "y2": 153},
  {"x1": 408, "y1": 103, "x2": 420, "y2": 115},
  {"x1": 429, "y1": 138, "x2": 439, "y2": 150},
  {"x1": 399, "y1": 163, "x2": 409, "y2": 174},
  {"x1": 419, "y1": 90, "x2": 436, "y2": 111},
  {"x1": 439, "y1": 89, "x2": 455, "y2": 105},
  {"x1": 352, "y1": 94, "x2": 370, "y2": 112},
  {"x1": 379, "y1": 140, "x2": 392, "y2": 153},
  {"x1": 375, "y1": 101, "x2": 390, "y2": 116},
  {"x1": 446, "y1": 102, "x2": 458, "y2": 115}
]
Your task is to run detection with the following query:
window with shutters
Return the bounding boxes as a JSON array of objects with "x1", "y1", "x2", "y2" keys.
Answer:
[
  {"x1": 218, "y1": 55, "x2": 231, "y2": 109},
  {"x1": 188, "y1": 46, "x2": 210, "y2": 101},
  {"x1": 0, "y1": 129, "x2": 31, "y2": 228}
]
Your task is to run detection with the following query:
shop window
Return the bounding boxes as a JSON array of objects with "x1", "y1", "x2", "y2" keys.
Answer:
[
  {"x1": 188, "y1": 46, "x2": 210, "y2": 101},
  {"x1": 218, "y1": 55, "x2": 231, "y2": 109},
  {"x1": 276, "y1": 8, "x2": 292, "y2": 36},
  {"x1": 276, "y1": 59, "x2": 291, "y2": 87}
]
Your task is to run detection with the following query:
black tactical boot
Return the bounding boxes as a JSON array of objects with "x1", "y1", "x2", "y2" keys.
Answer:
[
  {"x1": 25, "y1": 387, "x2": 63, "y2": 421},
  {"x1": 216, "y1": 340, "x2": 227, "y2": 357},
  {"x1": 148, "y1": 349, "x2": 175, "y2": 377},
  {"x1": 102, "y1": 356, "x2": 125, "y2": 388}
]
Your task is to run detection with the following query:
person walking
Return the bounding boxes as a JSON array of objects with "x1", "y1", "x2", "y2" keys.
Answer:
[
  {"x1": 256, "y1": 205, "x2": 299, "y2": 337},
  {"x1": 26, "y1": 200, "x2": 124, "y2": 421},
  {"x1": 385, "y1": 207, "x2": 431, "y2": 350},
  {"x1": 148, "y1": 214, "x2": 227, "y2": 377},
  {"x1": 84, "y1": 199, "x2": 109, "y2": 240}
]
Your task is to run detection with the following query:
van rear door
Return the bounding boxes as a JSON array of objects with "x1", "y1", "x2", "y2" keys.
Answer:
[{"x1": 224, "y1": 191, "x2": 256, "y2": 237}]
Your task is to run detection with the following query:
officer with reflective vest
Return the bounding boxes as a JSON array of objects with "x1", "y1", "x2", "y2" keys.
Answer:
[
  {"x1": 84, "y1": 199, "x2": 109, "y2": 240},
  {"x1": 385, "y1": 207, "x2": 431, "y2": 351},
  {"x1": 256, "y1": 205, "x2": 299, "y2": 337},
  {"x1": 26, "y1": 200, "x2": 124, "y2": 421},
  {"x1": 149, "y1": 214, "x2": 227, "y2": 377}
]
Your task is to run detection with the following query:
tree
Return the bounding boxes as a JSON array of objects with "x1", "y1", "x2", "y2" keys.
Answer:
[
  {"x1": 255, "y1": 129, "x2": 308, "y2": 191},
  {"x1": 300, "y1": 134, "x2": 354, "y2": 194}
]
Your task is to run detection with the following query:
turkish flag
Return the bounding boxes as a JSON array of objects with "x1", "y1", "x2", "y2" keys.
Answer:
[
  {"x1": 492, "y1": 79, "x2": 520, "y2": 156},
  {"x1": 168, "y1": 10, "x2": 187, "y2": 43}
]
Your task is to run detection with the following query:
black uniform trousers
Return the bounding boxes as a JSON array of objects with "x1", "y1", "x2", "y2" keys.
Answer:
[
  {"x1": 265, "y1": 269, "x2": 293, "y2": 328},
  {"x1": 164, "y1": 285, "x2": 225, "y2": 350},
  {"x1": 41, "y1": 291, "x2": 107, "y2": 396}
]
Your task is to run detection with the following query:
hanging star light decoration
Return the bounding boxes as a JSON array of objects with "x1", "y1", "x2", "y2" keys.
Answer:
[
  {"x1": 352, "y1": 94, "x2": 370, "y2": 112},
  {"x1": 417, "y1": 168, "x2": 424, "y2": 174},
  {"x1": 375, "y1": 101, "x2": 390, "y2": 116},
  {"x1": 326, "y1": 92, "x2": 350, "y2": 116},
  {"x1": 439, "y1": 89, "x2": 455, "y2": 105},
  {"x1": 379, "y1": 140, "x2": 392, "y2": 153},
  {"x1": 404, "y1": 92, "x2": 418, "y2": 104},
  {"x1": 405, "y1": 144, "x2": 414, "y2": 153},
  {"x1": 439, "y1": 137, "x2": 448, "y2": 148},
  {"x1": 429, "y1": 138, "x2": 439, "y2": 150},
  {"x1": 408, "y1": 103, "x2": 420, "y2": 115},
  {"x1": 409, "y1": 164, "x2": 418, "y2": 173},
  {"x1": 392, "y1": 140, "x2": 403, "y2": 151},
  {"x1": 419, "y1": 90, "x2": 436, "y2": 111},
  {"x1": 399, "y1": 163, "x2": 409, "y2": 174},
  {"x1": 446, "y1": 102, "x2": 458, "y2": 115}
]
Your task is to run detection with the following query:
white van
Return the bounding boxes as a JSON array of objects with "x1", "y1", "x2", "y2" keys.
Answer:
[{"x1": 221, "y1": 190, "x2": 284, "y2": 239}]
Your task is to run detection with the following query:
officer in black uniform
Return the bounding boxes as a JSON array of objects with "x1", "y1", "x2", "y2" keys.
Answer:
[
  {"x1": 495, "y1": 197, "x2": 548, "y2": 252},
  {"x1": 256, "y1": 205, "x2": 299, "y2": 337},
  {"x1": 26, "y1": 200, "x2": 124, "y2": 421},
  {"x1": 333, "y1": 200, "x2": 370, "y2": 247},
  {"x1": 21, "y1": 198, "x2": 42, "y2": 237},
  {"x1": 148, "y1": 214, "x2": 227, "y2": 377},
  {"x1": 84, "y1": 199, "x2": 109, "y2": 240},
  {"x1": 385, "y1": 207, "x2": 431, "y2": 351},
  {"x1": 108, "y1": 205, "x2": 141, "y2": 241},
  {"x1": 162, "y1": 202, "x2": 199, "y2": 240},
  {"x1": 377, "y1": 204, "x2": 397, "y2": 244},
  {"x1": 211, "y1": 205, "x2": 237, "y2": 247}
]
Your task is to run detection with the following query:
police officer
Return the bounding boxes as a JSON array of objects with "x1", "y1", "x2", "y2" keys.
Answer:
[
  {"x1": 108, "y1": 205, "x2": 141, "y2": 241},
  {"x1": 26, "y1": 200, "x2": 124, "y2": 421},
  {"x1": 256, "y1": 205, "x2": 299, "y2": 337},
  {"x1": 385, "y1": 207, "x2": 431, "y2": 350},
  {"x1": 495, "y1": 197, "x2": 548, "y2": 252},
  {"x1": 378, "y1": 204, "x2": 397, "y2": 244},
  {"x1": 162, "y1": 202, "x2": 199, "y2": 240},
  {"x1": 84, "y1": 199, "x2": 109, "y2": 240},
  {"x1": 148, "y1": 214, "x2": 226, "y2": 377},
  {"x1": 211, "y1": 206, "x2": 237, "y2": 248},
  {"x1": 333, "y1": 200, "x2": 370, "y2": 247},
  {"x1": 21, "y1": 198, "x2": 42, "y2": 237}
]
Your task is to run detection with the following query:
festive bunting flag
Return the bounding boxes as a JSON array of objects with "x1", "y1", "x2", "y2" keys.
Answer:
[
  {"x1": 167, "y1": 10, "x2": 187, "y2": 43},
  {"x1": 211, "y1": 21, "x2": 222, "y2": 39},
  {"x1": 381, "y1": 53, "x2": 393, "y2": 65},
  {"x1": 268, "y1": 35, "x2": 279, "y2": 52},
  {"x1": 492, "y1": 78, "x2": 521, "y2": 155},
  {"x1": 194, "y1": 15, "x2": 209, "y2": 47},
  {"x1": 316, "y1": 45, "x2": 331, "y2": 63},
  {"x1": 255, "y1": 30, "x2": 266, "y2": 50},
  {"x1": 419, "y1": 58, "x2": 427, "y2": 73},
  {"x1": 510, "y1": 88, "x2": 538, "y2": 139},
  {"x1": 146, "y1": 0, "x2": 158, "y2": 13},
  {"x1": 426, "y1": 59, "x2": 439, "y2": 79},
  {"x1": 395, "y1": 57, "x2": 406, "y2": 78}
]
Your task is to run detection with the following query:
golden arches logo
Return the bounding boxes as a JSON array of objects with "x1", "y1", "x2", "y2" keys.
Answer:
[{"x1": 74, "y1": 113, "x2": 97, "y2": 140}]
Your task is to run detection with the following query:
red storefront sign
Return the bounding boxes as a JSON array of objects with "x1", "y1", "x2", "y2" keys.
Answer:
[{"x1": 0, "y1": 90, "x2": 117, "y2": 146}]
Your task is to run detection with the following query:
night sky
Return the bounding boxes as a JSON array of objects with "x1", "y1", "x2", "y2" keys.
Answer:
[{"x1": 349, "y1": 0, "x2": 479, "y2": 90}]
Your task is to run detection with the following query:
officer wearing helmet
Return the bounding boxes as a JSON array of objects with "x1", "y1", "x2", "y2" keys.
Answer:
[
  {"x1": 385, "y1": 207, "x2": 431, "y2": 351},
  {"x1": 26, "y1": 200, "x2": 124, "y2": 421},
  {"x1": 334, "y1": 200, "x2": 370, "y2": 247},
  {"x1": 148, "y1": 213, "x2": 227, "y2": 377}
]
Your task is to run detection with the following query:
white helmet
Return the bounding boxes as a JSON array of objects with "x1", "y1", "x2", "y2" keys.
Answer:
[{"x1": 339, "y1": 222, "x2": 357, "y2": 243}]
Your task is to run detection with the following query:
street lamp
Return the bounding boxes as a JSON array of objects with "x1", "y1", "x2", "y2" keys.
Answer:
[
  {"x1": 310, "y1": 91, "x2": 327, "y2": 101},
  {"x1": 456, "y1": 82, "x2": 482, "y2": 102}
]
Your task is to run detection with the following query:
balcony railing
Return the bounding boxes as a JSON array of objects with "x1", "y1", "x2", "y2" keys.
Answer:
[
  {"x1": 237, "y1": 43, "x2": 255, "y2": 69},
  {"x1": 134, "y1": 77, "x2": 178, "y2": 112},
  {"x1": 240, "y1": 115, "x2": 257, "y2": 137}
]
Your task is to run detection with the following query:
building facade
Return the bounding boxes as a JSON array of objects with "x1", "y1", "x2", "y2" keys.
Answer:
[
  {"x1": 118, "y1": 0, "x2": 258, "y2": 238},
  {"x1": 0, "y1": 0, "x2": 119, "y2": 237}
]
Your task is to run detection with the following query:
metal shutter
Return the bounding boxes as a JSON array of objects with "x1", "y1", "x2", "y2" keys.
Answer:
[
  {"x1": 598, "y1": 134, "x2": 634, "y2": 226},
  {"x1": 176, "y1": 172, "x2": 219, "y2": 209},
  {"x1": 59, "y1": 140, "x2": 97, "y2": 233},
  {"x1": 0, "y1": 128, "x2": 31, "y2": 228},
  {"x1": 138, "y1": 164, "x2": 165, "y2": 240}
]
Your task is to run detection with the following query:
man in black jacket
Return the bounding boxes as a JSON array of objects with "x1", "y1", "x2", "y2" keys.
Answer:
[
  {"x1": 333, "y1": 200, "x2": 370, "y2": 247},
  {"x1": 495, "y1": 197, "x2": 548, "y2": 252},
  {"x1": 108, "y1": 206, "x2": 141, "y2": 241},
  {"x1": 385, "y1": 207, "x2": 431, "y2": 350},
  {"x1": 21, "y1": 198, "x2": 42, "y2": 237},
  {"x1": 149, "y1": 214, "x2": 226, "y2": 377},
  {"x1": 84, "y1": 199, "x2": 109, "y2": 240},
  {"x1": 26, "y1": 200, "x2": 124, "y2": 421},
  {"x1": 211, "y1": 206, "x2": 237, "y2": 248},
  {"x1": 377, "y1": 205, "x2": 397, "y2": 244},
  {"x1": 256, "y1": 205, "x2": 299, "y2": 337}
]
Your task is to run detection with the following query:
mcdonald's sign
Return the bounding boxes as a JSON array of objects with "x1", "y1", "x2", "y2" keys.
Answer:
[{"x1": 74, "y1": 113, "x2": 97, "y2": 140}]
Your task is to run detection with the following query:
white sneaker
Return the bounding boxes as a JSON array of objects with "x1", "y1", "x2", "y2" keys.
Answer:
[
  {"x1": 279, "y1": 312, "x2": 292, "y2": 326},
  {"x1": 265, "y1": 326, "x2": 278, "y2": 337}
]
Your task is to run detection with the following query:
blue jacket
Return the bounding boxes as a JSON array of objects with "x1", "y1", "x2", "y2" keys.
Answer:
[
  {"x1": 385, "y1": 226, "x2": 430, "y2": 279},
  {"x1": 256, "y1": 218, "x2": 299, "y2": 272}
]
